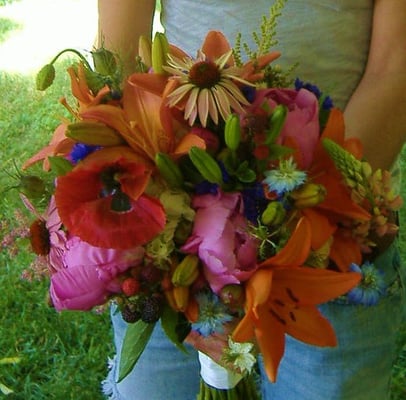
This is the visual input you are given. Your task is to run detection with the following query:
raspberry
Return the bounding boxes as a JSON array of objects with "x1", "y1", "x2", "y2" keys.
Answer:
[
  {"x1": 121, "y1": 277, "x2": 141, "y2": 297},
  {"x1": 140, "y1": 296, "x2": 163, "y2": 323},
  {"x1": 121, "y1": 305, "x2": 141, "y2": 324}
]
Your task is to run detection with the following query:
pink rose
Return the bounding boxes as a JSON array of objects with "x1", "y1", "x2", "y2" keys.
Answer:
[
  {"x1": 181, "y1": 192, "x2": 258, "y2": 293},
  {"x1": 50, "y1": 238, "x2": 144, "y2": 311},
  {"x1": 251, "y1": 88, "x2": 320, "y2": 169}
]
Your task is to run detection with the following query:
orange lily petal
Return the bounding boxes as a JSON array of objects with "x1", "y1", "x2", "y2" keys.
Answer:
[
  {"x1": 260, "y1": 216, "x2": 312, "y2": 268},
  {"x1": 201, "y1": 31, "x2": 233, "y2": 62},
  {"x1": 329, "y1": 230, "x2": 363, "y2": 271},
  {"x1": 283, "y1": 305, "x2": 337, "y2": 347},
  {"x1": 253, "y1": 305, "x2": 285, "y2": 383},
  {"x1": 301, "y1": 208, "x2": 336, "y2": 250},
  {"x1": 172, "y1": 133, "x2": 206, "y2": 156},
  {"x1": 128, "y1": 72, "x2": 169, "y2": 97},
  {"x1": 271, "y1": 267, "x2": 361, "y2": 306}
]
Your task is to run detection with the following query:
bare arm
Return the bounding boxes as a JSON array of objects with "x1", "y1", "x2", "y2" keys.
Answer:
[
  {"x1": 97, "y1": 0, "x2": 156, "y2": 75},
  {"x1": 344, "y1": 0, "x2": 406, "y2": 170}
]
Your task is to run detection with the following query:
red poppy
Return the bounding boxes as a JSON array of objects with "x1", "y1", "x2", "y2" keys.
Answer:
[{"x1": 55, "y1": 146, "x2": 165, "y2": 249}]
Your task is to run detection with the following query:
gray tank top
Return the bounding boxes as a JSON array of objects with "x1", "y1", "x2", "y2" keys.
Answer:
[{"x1": 161, "y1": 0, "x2": 373, "y2": 109}]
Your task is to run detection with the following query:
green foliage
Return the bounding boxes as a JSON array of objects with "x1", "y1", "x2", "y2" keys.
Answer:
[{"x1": 0, "y1": 66, "x2": 113, "y2": 399}]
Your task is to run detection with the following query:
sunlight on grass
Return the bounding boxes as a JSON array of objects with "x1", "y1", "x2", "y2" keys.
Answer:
[{"x1": 0, "y1": 0, "x2": 97, "y2": 73}]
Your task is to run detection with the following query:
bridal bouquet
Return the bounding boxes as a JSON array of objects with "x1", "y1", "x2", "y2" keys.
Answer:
[{"x1": 10, "y1": 2, "x2": 401, "y2": 399}]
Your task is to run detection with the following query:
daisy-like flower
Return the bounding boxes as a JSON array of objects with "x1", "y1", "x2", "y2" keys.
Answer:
[
  {"x1": 347, "y1": 262, "x2": 387, "y2": 306},
  {"x1": 192, "y1": 291, "x2": 233, "y2": 337},
  {"x1": 263, "y1": 158, "x2": 307, "y2": 195},
  {"x1": 164, "y1": 49, "x2": 251, "y2": 127}
]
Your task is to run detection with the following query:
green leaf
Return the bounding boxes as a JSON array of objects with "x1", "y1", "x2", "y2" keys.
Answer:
[
  {"x1": 160, "y1": 305, "x2": 188, "y2": 353},
  {"x1": 118, "y1": 320, "x2": 155, "y2": 382},
  {"x1": 48, "y1": 156, "x2": 74, "y2": 176}
]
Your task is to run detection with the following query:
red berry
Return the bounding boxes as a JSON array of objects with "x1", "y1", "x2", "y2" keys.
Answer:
[{"x1": 121, "y1": 277, "x2": 141, "y2": 296}]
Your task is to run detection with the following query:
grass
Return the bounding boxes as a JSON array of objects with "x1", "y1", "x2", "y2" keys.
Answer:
[
  {"x1": 0, "y1": 47, "x2": 114, "y2": 398},
  {"x1": 0, "y1": 6, "x2": 405, "y2": 400}
]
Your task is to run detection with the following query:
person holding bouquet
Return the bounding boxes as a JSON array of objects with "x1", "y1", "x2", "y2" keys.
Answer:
[{"x1": 93, "y1": 1, "x2": 406, "y2": 399}]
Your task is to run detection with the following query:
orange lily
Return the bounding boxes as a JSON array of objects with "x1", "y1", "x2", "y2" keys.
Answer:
[
  {"x1": 232, "y1": 217, "x2": 361, "y2": 383},
  {"x1": 79, "y1": 82, "x2": 205, "y2": 164}
]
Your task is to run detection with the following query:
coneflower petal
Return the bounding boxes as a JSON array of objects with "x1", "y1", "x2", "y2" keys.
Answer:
[{"x1": 198, "y1": 89, "x2": 210, "y2": 127}]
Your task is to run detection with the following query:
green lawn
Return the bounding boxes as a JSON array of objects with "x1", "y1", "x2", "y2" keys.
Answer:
[{"x1": 0, "y1": 4, "x2": 405, "y2": 400}]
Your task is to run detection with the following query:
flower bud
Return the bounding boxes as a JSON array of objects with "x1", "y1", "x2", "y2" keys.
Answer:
[
  {"x1": 152, "y1": 32, "x2": 169, "y2": 74},
  {"x1": 261, "y1": 201, "x2": 285, "y2": 225},
  {"x1": 171, "y1": 254, "x2": 200, "y2": 287},
  {"x1": 36, "y1": 64, "x2": 55, "y2": 91},
  {"x1": 155, "y1": 152, "x2": 184, "y2": 188},
  {"x1": 266, "y1": 104, "x2": 287, "y2": 144},
  {"x1": 172, "y1": 285, "x2": 190, "y2": 312},
  {"x1": 291, "y1": 183, "x2": 326, "y2": 208},
  {"x1": 189, "y1": 146, "x2": 223, "y2": 185},
  {"x1": 224, "y1": 114, "x2": 241, "y2": 151},
  {"x1": 91, "y1": 47, "x2": 117, "y2": 76},
  {"x1": 219, "y1": 284, "x2": 245, "y2": 308},
  {"x1": 66, "y1": 121, "x2": 126, "y2": 146},
  {"x1": 138, "y1": 35, "x2": 152, "y2": 69}
]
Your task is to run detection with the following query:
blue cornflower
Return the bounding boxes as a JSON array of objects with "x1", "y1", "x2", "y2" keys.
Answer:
[
  {"x1": 194, "y1": 181, "x2": 219, "y2": 195},
  {"x1": 294, "y1": 78, "x2": 321, "y2": 98},
  {"x1": 70, "y1": 143, "x2": 100, "y2": 164},
  {"x1": 321, "y1": 95, "x2": 334, "y2": 111},
  {"x1": 347, "y1": 262, "x2": 387, "y2": 306},
  {"x1": 263, "y1": 158, "x2": 307, "y2": 196},
  {"x1": 192, "y1": 291, "x2": 233, "y2": 337}
]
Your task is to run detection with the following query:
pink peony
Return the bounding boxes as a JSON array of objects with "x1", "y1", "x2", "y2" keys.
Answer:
[
  {"x1": 251, "y1": 88, "x2": 320, "y2": 169},
  {"x1": 181, "y1": 191, "x2": 258, "y2": 293},
  {"x1": 50, "y1": 238, "x2": 144, "y2": 311}
]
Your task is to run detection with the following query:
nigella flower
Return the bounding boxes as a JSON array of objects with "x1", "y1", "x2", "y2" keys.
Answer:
[
  {"x1": 192, "y1": 291, "x2": 233, "y2": 337},
  {"x1": 164, "y1": 49, "x2": 250, "y2": 127},
  {"x1": 347, "y1": 262, "x2": 387, "y2": 306},
  {"x1": 263, "y1": 158, "x2": 307, "y2": 196}
]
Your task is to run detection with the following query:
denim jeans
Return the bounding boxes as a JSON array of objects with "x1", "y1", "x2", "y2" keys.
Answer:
[{"x1": 102, "y1": 308, "x2": 200, "y2": 400}]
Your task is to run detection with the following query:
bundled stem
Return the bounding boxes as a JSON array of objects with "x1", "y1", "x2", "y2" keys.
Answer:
[{"x1": 196, "y1": 374, "x2": 260, "y2": 400}]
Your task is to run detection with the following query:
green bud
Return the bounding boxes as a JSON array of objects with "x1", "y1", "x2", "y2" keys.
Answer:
[
  {"x1": 224, "y1": 114, "x2": 241, "y2": 151},
  {"x1": 189, "y1": 147, "x2": 223, "y2": 185},
  {"x1": 66, "y1": 121, "x2": 125, "y2": 146},
  {"x1": 261, "y1": 201, "x2": 285, "y2": 225},
  {"x1": 35, "y1": 64, "x2": 55, "y2": 91},
  {"x1": 155, "y1": 152, "x2": 184, "y2": 188},
  {"x1": 91, "y1": 48, "x2": 117, "y2": 76},
  {"x1": 151, "y1": 32, "x2": 169, "y2": 74},
  {"x1": 266, "y1": 104, "x2": 287, "y2": 144}
]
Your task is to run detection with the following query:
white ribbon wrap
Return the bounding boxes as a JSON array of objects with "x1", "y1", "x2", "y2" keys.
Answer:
[{"x1": 198, "y1": 351, "x2": 243, "y2": 390}]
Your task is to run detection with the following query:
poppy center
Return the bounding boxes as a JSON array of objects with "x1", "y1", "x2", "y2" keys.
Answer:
[
  {"x1": 29, "y1": 219, "x2": 50, "y2": 256},
  {"x1": 99, "y1": 166, "x2": 132, "y2": 212},
  {"x1": 189, "y1": 61, "x2": 221, "y2": 88}
]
